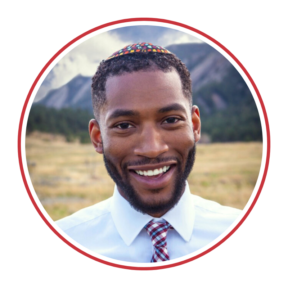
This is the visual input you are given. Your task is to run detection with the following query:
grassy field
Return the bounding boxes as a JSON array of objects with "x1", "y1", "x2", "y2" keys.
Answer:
[{"x1": 25, "y1": 132, "x2": 263, "y2": 221}]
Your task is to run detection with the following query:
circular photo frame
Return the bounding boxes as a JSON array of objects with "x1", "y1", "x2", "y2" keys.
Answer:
[{"x1": 18, "y1": 18, "x2": 270, "y2": 270}]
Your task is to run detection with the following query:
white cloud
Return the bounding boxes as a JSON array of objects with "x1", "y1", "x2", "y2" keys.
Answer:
[
  {"x1": 50, "y1": 32, "x2": 127, "y2": 89},
  {"x1": 158, "y1": 31, "x2": 202, "y2": 47},
  {"x1": 35, "y1": 27, "x2": 202, "y2": 102}
]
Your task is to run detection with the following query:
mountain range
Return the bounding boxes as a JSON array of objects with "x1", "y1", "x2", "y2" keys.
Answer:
[
  {"x1": 37, "y1": 43, "x2": 236, "y2": 113},
  {"x1": 33, "y1": 43, "x2": 262, "y2": 142}
]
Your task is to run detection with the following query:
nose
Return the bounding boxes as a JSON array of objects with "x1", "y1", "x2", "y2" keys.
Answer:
[{"x1": 134, "y1": 124, "x2": 169, "y2": 158}]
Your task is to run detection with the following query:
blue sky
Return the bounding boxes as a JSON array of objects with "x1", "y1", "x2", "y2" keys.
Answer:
[{"x1": 35, "y1": 25, "x2": 202, "y2": 101}]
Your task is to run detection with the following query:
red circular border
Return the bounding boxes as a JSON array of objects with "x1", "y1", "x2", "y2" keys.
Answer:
[{"x1": 18, "y1": 18, "x2": 271, "y2": 270}]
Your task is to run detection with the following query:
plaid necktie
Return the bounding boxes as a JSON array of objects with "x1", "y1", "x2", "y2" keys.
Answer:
[{"x1": 144, "y1": 220, "x2": 172, "y2": 262}]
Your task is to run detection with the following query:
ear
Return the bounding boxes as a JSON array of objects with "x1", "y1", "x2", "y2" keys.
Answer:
[
  {"x1": 192, "y1": 105, "x2": 201, "y2": 143},
  {"x1": 89, "y1": 119, "x2": 103, "y2": 154}
]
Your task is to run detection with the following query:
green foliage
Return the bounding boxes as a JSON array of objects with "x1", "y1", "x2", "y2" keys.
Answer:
[
  {"x1": 28, "y1": 65, "x2": 263, "y2": 145},
  {"x1": 202, "y1": 107, "x2": 262, "y2": 142},
  {"x1": 27, "y1": 105, "x2": 93, "y2": 143},
  {"x1": 194, "y1": 66, "x2": 262, "y2": 142}
]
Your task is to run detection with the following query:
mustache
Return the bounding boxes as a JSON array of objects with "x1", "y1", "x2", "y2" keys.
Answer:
[{"x1": 122, "y1": 156, "x2": 180, "y2": 169}]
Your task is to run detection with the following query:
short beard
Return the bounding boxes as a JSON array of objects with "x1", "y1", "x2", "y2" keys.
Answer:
[{"x1": 103, "y1": 145, "x2": 196, "y2": 215}]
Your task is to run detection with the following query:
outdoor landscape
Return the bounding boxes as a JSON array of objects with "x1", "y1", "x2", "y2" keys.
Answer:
[
  {"x1": 25, "y1": 38, "x2": 263, "y2": 221},
  {"x1": 26, "y1": 132, "x2": 262, "y2": 221}
]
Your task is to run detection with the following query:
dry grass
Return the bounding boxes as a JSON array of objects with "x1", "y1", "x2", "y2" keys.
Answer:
[{"x1": 26, "y1": 131, "x2": 262, "y2": 220}]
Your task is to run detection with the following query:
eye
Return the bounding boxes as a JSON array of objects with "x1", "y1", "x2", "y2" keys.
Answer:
[
  {"x1": 163, "y1": 117, "x2": 180, "y2": 124},
  {"x1": 116, "y1": 122, "x2": 133, "y2": 129}
]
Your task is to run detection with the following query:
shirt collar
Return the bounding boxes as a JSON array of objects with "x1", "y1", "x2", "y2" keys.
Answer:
[{"x1": 110, "y1": 182, "x2": 195, "y2": 246}]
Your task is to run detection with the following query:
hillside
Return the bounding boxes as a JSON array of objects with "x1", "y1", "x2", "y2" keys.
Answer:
[{"x1": 32, "y1": 43, "x2": 262, "y2": 142}]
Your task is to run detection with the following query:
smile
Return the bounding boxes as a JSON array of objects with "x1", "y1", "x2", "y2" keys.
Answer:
[
  {"x1": 134, "y1": 166, "x2": 171, "y2": 176},
  {"x1": 127, "y1": 161, "x2": 177, "y2": 190}
]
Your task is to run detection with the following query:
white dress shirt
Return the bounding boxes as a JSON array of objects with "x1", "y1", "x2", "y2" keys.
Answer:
[{"x1": 56, "y1": 182, "x2": 241, "y2": 262}]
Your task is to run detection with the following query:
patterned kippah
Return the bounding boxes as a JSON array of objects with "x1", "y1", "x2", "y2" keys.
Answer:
[{"x1": 106, "y1": 42, "x2": 172, "y2": 61}]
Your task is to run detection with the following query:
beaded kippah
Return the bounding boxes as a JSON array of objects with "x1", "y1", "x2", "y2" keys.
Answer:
[{"x1": 106, "y1": 42, "x2": 172, "y2": 61}]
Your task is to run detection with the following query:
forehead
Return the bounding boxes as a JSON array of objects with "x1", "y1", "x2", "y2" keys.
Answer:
[{"x1": 102, "y1": 69, "x2": 189, "y2": 119}]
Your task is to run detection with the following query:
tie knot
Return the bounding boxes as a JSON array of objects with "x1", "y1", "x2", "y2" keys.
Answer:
[{"x1": 144, "y1": 220, "x2": 172, "y2": 248}]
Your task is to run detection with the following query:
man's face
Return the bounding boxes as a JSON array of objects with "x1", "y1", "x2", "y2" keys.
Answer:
[{"x1": 89, "y1": 69, "x2": 201, "y2": 217}]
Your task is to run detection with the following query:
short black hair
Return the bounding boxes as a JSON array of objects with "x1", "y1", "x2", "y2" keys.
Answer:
[{"x1": 91, "y1": 52, "x2": 192, "y2": 119}]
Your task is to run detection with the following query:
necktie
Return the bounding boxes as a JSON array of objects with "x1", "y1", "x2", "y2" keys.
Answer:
[{"x1": 144, "y1": 220, "x2": 172, "y2": 262}]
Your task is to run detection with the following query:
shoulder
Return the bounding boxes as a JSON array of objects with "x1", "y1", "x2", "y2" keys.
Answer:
[
  {"x1": 192, "y1": 194, "x2": 242, "y2": 228},
  {"x1": 188, "y1": 194, "x2": 242, "y2": 247},
  {"x1": 56, "y1": 197, "x2": 112, "y2": 232}
]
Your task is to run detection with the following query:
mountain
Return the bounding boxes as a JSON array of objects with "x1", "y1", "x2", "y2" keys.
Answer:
[
  {"x1": 37, "y1": 43, "x2": 234, "y2": 114},
  {"x1": 33, "y1": 43, "x2": 262, "y2": 142},
  {"x1": 168, "y1": 43, "x2": 231, "y2": 92},
  {"x1": 38, "y1": 75, "x2": 93, "y2": 112}
]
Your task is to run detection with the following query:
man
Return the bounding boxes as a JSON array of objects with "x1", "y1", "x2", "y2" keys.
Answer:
[{"x1": 56, "y1": 43, "x2": 241, "y2": 263}]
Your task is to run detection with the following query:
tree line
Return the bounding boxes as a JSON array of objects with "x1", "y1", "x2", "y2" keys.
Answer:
[
  {"x1": 26, "y1": 105, "x2": 93, "y2": 143},
  {"x1": 27, "y1": 101, "x2": 262, "y2": 143}
]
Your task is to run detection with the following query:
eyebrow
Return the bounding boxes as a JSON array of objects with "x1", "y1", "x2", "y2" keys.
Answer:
[
  {"x1": 158, "y1": 103, "x2": 187, "y2": 114},
  {"x1": 107, "y1": 103, "x2": 186, "y2": 121},
  {"x1": 107, "y1": 109, "x2": 140, "y2": 121}
]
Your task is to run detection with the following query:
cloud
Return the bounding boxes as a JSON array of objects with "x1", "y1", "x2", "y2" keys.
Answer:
[
  {"x1": 35, "y1": 26, "x2": 203, "y2": 102},
  {"x1": 35, "y1": 32, "x2": 127, "y2": 101},
  {"x1": 158, "y1": 30, "x2": 202, "y2": 46},
  {"x1": 109, "y1": 26, "x2": 202, "y2": 47}
]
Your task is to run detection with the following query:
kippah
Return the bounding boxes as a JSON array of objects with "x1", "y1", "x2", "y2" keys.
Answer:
[{"x1": 106, "y1": 42, "x2": 172, "y2": 61}]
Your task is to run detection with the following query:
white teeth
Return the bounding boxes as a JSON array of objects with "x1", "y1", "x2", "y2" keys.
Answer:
[{"x1": 135, "y1": 166, "x2": 170, "y2": 176}]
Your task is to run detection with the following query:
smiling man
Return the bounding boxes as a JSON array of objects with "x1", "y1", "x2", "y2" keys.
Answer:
[{"x1": 56, "y1": 43, "x2": 241, "y2": 263}]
